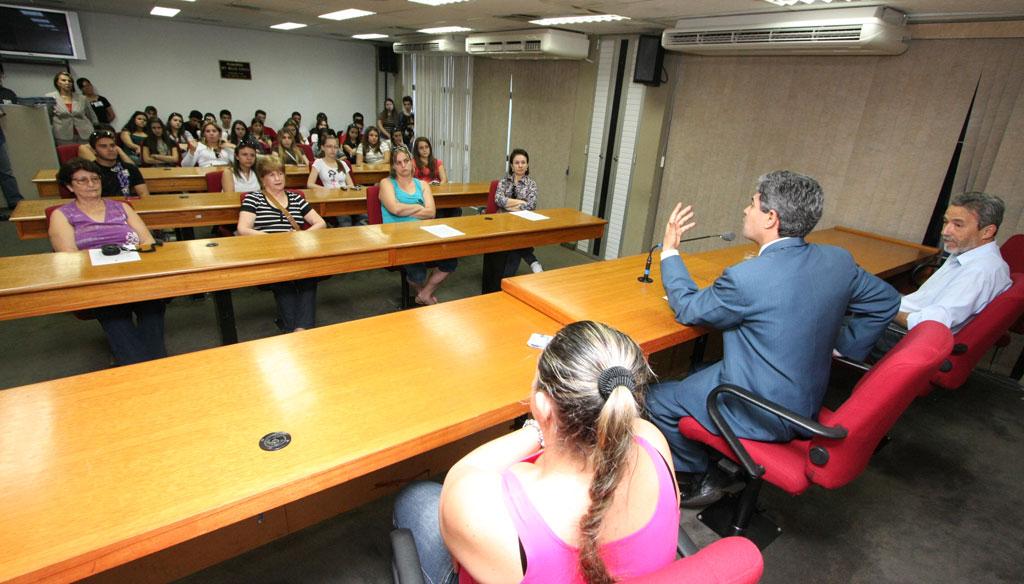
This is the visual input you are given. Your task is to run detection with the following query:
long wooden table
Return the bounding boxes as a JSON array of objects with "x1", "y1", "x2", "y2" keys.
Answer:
[
  {"x1": 10, "y1": 182, "x2": 492, "y2": 240},
  {"x1": 31, "y1": 163, "x2": 391, "y2": 197},
  {"x1": 0, "y1": 292, "x2": 561, "y2": 584},
  {"x1": 502, "y1": 226, "x2": 938, "y2": 354},
  {"x1": 0, "y1": 209, "x2": 605, "y2": 322}
]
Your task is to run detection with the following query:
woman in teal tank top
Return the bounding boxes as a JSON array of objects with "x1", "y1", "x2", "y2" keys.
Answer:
[{"x1": 379, "y1": 146, "x2": 458, "y2": 304}]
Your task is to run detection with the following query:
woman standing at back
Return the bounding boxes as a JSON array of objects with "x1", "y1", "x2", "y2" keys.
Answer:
[
  {"x1": 46, "y1": 71, "x2": 97, "y2": 145},
  {"x1": 394, "y1": 320, "x2": 679, "y2": 583}
]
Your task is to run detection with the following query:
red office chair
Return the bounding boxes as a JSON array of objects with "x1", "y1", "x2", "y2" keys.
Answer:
[
  {"x1": 996, "y1": 235, "x2": 1024, "y2": 379},
  {"x1": 678, "y1": 321, "x2": 953, "y2": 548},
  {"x1": 56, "y1": 143, "x2": 80, "y2": 164},
  {"x1": 299, "y1": 143, "x2": 315, "y2": 166},
  {"x1": 486, "y1": 179, "x2": 499, "y2": 214},
  {"x1": 205, "y1": 169, "x2": 224, "y2": 192},
  {"x1": 390, "y1": 528, "x2": 763, "y2": 584},
  {"x1": 929, "y1": 273, "x2": 1024, "y2": 390},
  {"x1": 366, "y1": 185, "x2": 412, "y2": 309}
]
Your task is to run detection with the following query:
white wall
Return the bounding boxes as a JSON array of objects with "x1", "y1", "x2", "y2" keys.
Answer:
[{"x1": 2, "y1": 11, "x2": 377, "y2": 132}]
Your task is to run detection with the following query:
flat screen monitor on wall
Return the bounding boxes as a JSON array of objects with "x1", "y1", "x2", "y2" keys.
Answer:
[{"x1": 0, "y1": 3, "x2": 86, "y2": 60}]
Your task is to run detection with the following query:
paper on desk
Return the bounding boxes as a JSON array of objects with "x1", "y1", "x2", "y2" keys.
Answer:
[
  {"x1": 88, "y1": 249, "x2": 141, "y2": 266},
  {"x1": 420, "y1": 224, "x2": 464, "y2": 238},
  {"x1": 510, "y1": 210, "x2": 549, "y2": 221}
]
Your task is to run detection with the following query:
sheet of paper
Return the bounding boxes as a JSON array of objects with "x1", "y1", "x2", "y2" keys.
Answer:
[
  {"x1": 420, "y1": 224, "x2": 465, "y2": 238},
  {"x1": 510, "y1": 210, "x2": 549, "y2": 221},
  {"x1": 88, "y1": 249, "x2": 141, "y2": 266}
]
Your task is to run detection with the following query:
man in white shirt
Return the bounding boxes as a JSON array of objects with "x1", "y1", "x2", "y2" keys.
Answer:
[{"x1": 898, "y1": 193, "x2": 1010, "y2": 332}]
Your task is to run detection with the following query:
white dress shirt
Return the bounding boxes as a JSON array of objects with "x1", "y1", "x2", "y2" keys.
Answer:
[{"x1": 901, "y1": 241, "x2": 1011, "y2": 331}]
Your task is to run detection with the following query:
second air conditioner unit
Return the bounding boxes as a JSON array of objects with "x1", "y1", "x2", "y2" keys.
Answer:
[
  {"x1": 393, "y1": 35, "x2": 467, "y2": 55},
  {"x1": 465, "y1": 29, "x2": 589, "y2": 60},
  {"x1": 662, "y1": 7, "x2": 908, "y2": 56}
]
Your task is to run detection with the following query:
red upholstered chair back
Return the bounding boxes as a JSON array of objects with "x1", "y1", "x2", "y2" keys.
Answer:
[
  {"x1": 205, "y1": 169, "x2": 224, "y2": 192},
  {"x1": 365, "y1": 185, "x2": 382, "y2": 225},
  {"x1": 56, "y1": 144, "x2": 80, "y2": 165},
  {"x1": 806, "y1": 321, "x2": 952, "y2": 489},
  {"x1": 620, "y1": 537, "x2": 763, "y2": 584},
  {"x1": 299, "y1": 144, "x2": 315, "y2": 166},
  {"x1": 1001, "y1": 236, "x2": 1024, "y2": 335},
  {"x1": 930, "y1": 273, "x2": 1024, "y2": 390},
  {"x1": 486, "y1": 179, "x2": 499, "y2": 214}
]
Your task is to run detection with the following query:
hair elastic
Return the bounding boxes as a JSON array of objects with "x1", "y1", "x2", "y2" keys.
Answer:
[{"x1": 597, "y1": 366, "x2": 635, "y2": 400}]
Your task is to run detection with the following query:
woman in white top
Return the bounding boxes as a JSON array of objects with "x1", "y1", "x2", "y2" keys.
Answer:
[
  {"x1": 223, "y1": 140, "x2": 261, "y2": 193},
  {"x1": 307, "y1": 131, "x2": 354, "y2": 190},
  {"x1": 181, "y1": 122, "x2": 233, "y2": 168},
  {"x1": 357, "y1": 127, "x2": 390, "y2": 165}
]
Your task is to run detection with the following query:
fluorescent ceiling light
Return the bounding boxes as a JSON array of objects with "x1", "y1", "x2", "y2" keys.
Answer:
[
  {"x1": 319, "y1": 9, "x2": 375, "y2": 21},
  {"x1": 270, "y1": 22, "x2": 307, "y2": 30},
  {"x1": 763, "y1": 0, "x2": 854, "y2": 6},
  {"x1": 150, "y1": 7, "x2": 181, "y2": 17},
  {"x1": 408, "y1": 0, "x2": 470, "y2": 5},
  {"x1": 353, "y1": 33, "x2": 389, "y2": 39},
  {"x1": 529, "y1": 14, "x2": 629, "y2": 26},
  {"x1": 418, "y1": 26, "x2": 472, "y2": 34}
]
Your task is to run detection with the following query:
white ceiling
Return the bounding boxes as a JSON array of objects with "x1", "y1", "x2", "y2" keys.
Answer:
[{"x1": 15, "y1": 0, "x2": 1024, "y2": 42}]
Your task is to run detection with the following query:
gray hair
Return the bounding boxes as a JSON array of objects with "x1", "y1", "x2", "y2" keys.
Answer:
[
  {"x1": 756, "y1": 170, "x2": 824, "y2": 238},
  {"x1": 951, "y1": 192, "x2": 1004, "y2": 233}
]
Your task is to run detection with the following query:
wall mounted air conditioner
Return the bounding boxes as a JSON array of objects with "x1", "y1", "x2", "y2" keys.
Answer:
[
  {"x1": 662, "y1": 7, "x2": 908, "y2": 56},
  {"x1": 393, "y1": 35, "x2": 467, "y2": 55},
  {"x1": 465, "y1": 29, "x2": 589, "y2": 60}
]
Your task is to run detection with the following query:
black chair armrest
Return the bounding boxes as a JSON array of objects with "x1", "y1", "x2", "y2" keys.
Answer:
[
  {"x1": 910, "y1": 256, "x2": 945, "y2": 288},
  {"x1": 391, "y1": 528, "x2": 426, "y2": 584},
  {"x1": 706, "y1": 384, "x2": 849, "y2": 479},
  {"x1": 832, "y1": 355, "x2": 871, "y2": 373}
]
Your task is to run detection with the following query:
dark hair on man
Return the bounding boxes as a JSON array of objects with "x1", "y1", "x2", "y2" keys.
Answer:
[
  {"x1": 756, "y1": 170, "x2": 824, "y2": 238},
  {"x1": 56, "y1": 158, "x2": 103, "y2": 186},
  {"x1": 255, "y1": 109, "x2": 266, "y2": 117},
  {"x1": 951, "y1": 192, "x2": 1005, "y2": 233},
  {"x1": 75, "y1": 77, "x2": 90, "y2": 90},
  {"x1": 353, "y1": 112, "x2": 364, "y2": 123},
  {"x1": 291, "y1": 111, "x2": 301, "y2": 117},
  {"x1": 402, "y1": 95, "x2": 412, "y2": 105},
  {"x1": 204, "y1": 112, "x2": 216, "y2": 120},
  {"x1": 220, "y1": 109, "x2": 231, "y2": 117},
  {"x1": 145, "y1": 105, "x2": 157, "y2": 114},
  {"x1": 88, "y1": 127, "x2": 117, "y2": 149},
  {"x1": 189, "y1": 110, "x2": 203, "y2": 120},
  {"x1": 507, "y1": 148, "x2": 530, "y2": 176}
]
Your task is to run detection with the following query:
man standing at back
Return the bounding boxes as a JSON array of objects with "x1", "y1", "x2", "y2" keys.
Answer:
[{"x1": 647, "y1": 170, "x2": 900, "y2": 508}]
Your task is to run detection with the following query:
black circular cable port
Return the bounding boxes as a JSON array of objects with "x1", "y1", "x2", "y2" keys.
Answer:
[{"x1": 259, "y1": 431, "x2": 291, "y2": 451}]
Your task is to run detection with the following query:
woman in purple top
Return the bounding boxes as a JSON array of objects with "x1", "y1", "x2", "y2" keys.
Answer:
[
  {"x1": 394, "y1": 321, "x2": 680, "y2": 583},
  {"x1": 48, "y1": 158, "x2": 167, "y2": 366}
]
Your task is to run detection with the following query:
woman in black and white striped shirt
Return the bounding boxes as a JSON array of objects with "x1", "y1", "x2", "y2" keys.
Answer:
[{"x1": 237, "y1": 156, "x2": 326, "y2": 331}]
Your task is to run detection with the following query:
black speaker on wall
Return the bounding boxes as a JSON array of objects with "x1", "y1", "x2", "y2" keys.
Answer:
[
  {"x1": 377, "y1": 45, "x2": 398, "y2": 74},
  {"x1": 633, "y1": 35, "x2": 664, "y2": 86}
]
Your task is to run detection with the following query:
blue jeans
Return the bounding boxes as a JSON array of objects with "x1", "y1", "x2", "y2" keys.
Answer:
[
  {"x1": 0, "y1": 137, "x2": 23, "y2": 210},
  {"x1": 93, "y1": 300, "x2": 167, "y2": 366},
  {"x1": 405, "y1": 259, "x2": 458, "y2": 286},
  {"x1": 393, "y1": 481, "x2": 458, "y2": 584}
]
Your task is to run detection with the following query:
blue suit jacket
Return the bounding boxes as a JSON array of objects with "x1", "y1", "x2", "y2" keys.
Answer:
[{"x1": 662, "y1": 237, "x2": 899, "y2": 441}]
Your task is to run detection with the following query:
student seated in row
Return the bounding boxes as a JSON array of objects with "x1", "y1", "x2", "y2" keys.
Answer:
[
  {"x1": 237, "y1": 156, "x2": 326, "y2": 333},
  {"x1": 357, "y1": 127, "x2": 390, "y2": 165},
  {"x1": 379, "y1": 145, "x2": 454, "y2": 305},
  {"x1": 87, "y1": 129, "x2": 149, "y2": 197},
  {"x1": 182, "y1": 122, "x2": 233, "y2": 167},
  {"x1": 49, "y1": 158, "x2": 166, "y2": 365},
  {"x1": 307, "y1": 131, "x2": 353, "y2": 190},
  {"x1": 394, "y1": 320, "x2": 679, "y2": 583},
  {"x1": 141, "y1": 118, "x2": 179, "y2": 167},
  {"x1": 277, "y1": 128, "x2": 309, "y2": 166}
]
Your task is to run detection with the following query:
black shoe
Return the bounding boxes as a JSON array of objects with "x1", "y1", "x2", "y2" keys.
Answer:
[{"x1": 680, "y1": 467, "x2": 729, "y2": 509}]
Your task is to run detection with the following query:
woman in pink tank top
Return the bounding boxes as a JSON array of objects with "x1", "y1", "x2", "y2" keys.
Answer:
[{"x1": 394, "y1": 321, "x2": 680, "y2": 584}]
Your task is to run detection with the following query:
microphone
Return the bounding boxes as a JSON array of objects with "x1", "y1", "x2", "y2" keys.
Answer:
[
  {"x1": 637, "y1": 243, "x2": 661, "y2": 283},
  {"x1": 678, "y1": 231, "x2": 735, "y2": 244},
  {"x1": 637, "y1": 232, "x2": 734, "y2": 284}
]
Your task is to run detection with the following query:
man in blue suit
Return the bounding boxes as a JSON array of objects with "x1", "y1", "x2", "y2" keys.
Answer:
[{"x1": 647, "y1": 170, "x2": 900, "y2": 508}]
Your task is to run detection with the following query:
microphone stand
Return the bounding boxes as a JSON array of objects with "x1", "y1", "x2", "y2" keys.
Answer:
[{"x1": 637, "y1": 233, "x2": 736, "y2": 283}]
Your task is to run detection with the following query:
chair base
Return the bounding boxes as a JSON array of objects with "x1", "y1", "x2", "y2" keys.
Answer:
[{"x1": 697, "y1": 494, "x2": 782, "y2": 550}]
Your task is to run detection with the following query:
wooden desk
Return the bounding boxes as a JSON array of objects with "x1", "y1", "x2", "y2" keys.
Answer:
[
  {"x1": 0, "y1": 209, "x2": 605, "y2": 322},
  {"x1": 0, "y1": 293, "x2": 561, "y2": 583},
  {"x1": 502, "y1": 226, "x2": 938, "y2": 354},
  {"x1": 10, "y1": 182, "x2": 492, "y2": 240},
  {"x1": 502, "y1": 253, "x2": 723, "y2": 354},
  {"x1": 349, "y1": 163, "x2": 390, "y2": 185},
  {"x1": 32, "y1": 166, "x2": 311, "y2": 198}
]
